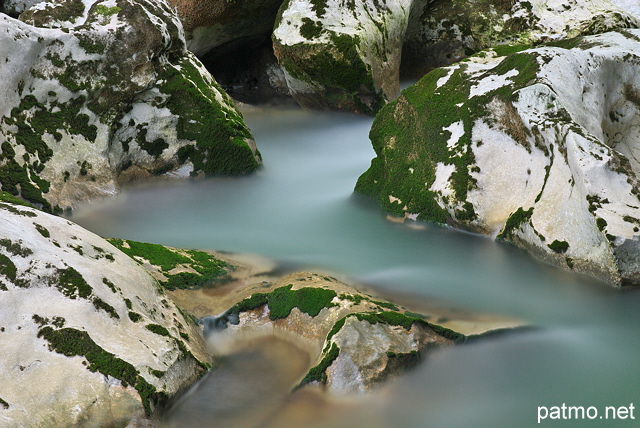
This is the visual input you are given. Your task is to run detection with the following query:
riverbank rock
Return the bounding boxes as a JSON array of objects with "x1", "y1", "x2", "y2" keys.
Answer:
[
  {"x1": 402, "y1": 0, "x2": 640, "y2": 78},
  {"x1": 212, "y1": 272, "x2": 464, "y2": 393},
  {"x1": 273, "y1": 0, "x2": 413, "y2": 115},
  {"x1": 0, "y1": 0, "x2": 260, "y2": 212},
  {"x1": 356, "y1": 29, "x2": 640, "y2": 287},
  {"x1": 0, "y1": 200, "x2": 211, "y2": 427}
]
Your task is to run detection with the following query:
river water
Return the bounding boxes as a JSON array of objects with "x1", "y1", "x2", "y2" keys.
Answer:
[{"x1": 69, "y1": 106, "x2": 640, "y2": 427}]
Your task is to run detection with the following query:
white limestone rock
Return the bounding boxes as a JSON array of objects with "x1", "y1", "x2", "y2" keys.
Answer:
[
  {"x1": 317, "y1": 315, "x2": 456, "y2": 393},
  {"x1": 356, "y1": 29, "x2": 640, "y2": 287},
  {"x1": 273, "y1": 0, "x2": 413, "y2": 114},
  {"x1": 0, "y1": 201, "x2": 211, "y2": 427},
  {"x1": 0, "y1": 0, "x2": 260, "y2": 212}
]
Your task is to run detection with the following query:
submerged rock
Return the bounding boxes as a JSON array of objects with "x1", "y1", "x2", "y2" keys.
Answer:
[
  {"x1": 273, "y1": 0, "x2": 413, "y2": 115},
  {"x1": 356, "y1": 29, "x2": 640, "y2": 287},
  {"x1": 214, "y1": 272, "x2": 464, "y2": 393},
  {"x1": 0, "y1": 0, "x2": 261, "y2": 212},
  {"x1": 0, "y1": 201, "x2": 211, "y2": 426},
  {"x1": 403, "y1": 0, "x2": 640, "y2": 78}
]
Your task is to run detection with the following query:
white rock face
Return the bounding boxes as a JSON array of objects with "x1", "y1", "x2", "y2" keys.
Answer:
[
  {"x1": 0, "y1": 0, "x2": 260, "y2": 212},
  {"x1": 0, "y1": 202, "x2": 210, "y2": 427},
  {"x1": 324, "y1": 317, "x2": 453, "y2": 393},
  {"x1": 273, "y1": 0, "x2": 413, "y2": 114},
  {"x1": 357, "y1": 30, "x2": 640, "y2": 287},
  {"x1": 402, "y1": 0, "x2": 640, "y2": 77}
]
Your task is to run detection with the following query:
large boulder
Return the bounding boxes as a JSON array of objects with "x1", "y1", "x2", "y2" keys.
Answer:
[
  {"x1": 0, "y1": 0, "x2": 261, "y2": 212},
  {"x1": 402, "y1": 0, "x2": 640, "y2": 78},
  {"x1": 273, "y1": 0, "x2": 413, "y2": 115},
  {"x1": 356, "y1": 29, "x2": 640, "y2": 287},
  {"x1": 0, "y1": 199, "x2": 211, "y2": 426}
]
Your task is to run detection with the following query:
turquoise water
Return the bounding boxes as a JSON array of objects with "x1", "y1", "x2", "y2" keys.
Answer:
[{"x1": 70, "y1": 106, "x2": 640, "y2": 427}]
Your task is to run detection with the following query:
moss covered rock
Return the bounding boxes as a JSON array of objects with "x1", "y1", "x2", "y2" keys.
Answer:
[
  {"x1": 356, "y1": 29, "x2": 640, "y2": 287},
  {"x1": 0, "y1": 201, "x2": 211, "y2": 426},
  {"x1": 210, "y1": 271, "x2": 464, "y2": 392},
  {"x1": 403, "y1": 0, "x2": 640, "y2": 78},
  {"x1": 273, "y1": 0, "x2": 413, "y2": 115},
  {"x1": 0, "y1": 0, "x2": 260, "y2": 211}
]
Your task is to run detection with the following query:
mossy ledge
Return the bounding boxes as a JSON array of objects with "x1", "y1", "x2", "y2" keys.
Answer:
[
  {"x1": 220, "y1": 284, "x2": 338, "y2": 323},
  {"x1": 107, "y1": 238, "x2": 229, "y2": 290}
]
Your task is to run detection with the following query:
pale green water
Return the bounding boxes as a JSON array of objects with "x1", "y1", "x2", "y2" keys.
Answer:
[{"x1": 69, "y1": 106, "x2": 640, "y2": 427}]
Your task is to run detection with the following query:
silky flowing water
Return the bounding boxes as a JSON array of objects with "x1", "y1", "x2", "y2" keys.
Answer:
[{"x1": 69, "y1": 106, "x2": 640, "y2": 427}]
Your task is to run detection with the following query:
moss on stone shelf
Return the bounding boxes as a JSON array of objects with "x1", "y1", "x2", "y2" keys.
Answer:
[
  {"x1": 355, "y1": 50, "x2": 542, "y2": 226},
  {"x1": 222, "y1": 284, "x2": 338, "y2": 322},
  {"x1": 107, "y1": 238, "x2": 229, "y2": 290}
]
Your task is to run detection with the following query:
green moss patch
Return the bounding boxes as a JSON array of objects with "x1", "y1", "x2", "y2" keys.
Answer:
[
  {"x1": 0, "y1": 238, "x2": 33, "y2": 258},
  {"x1": 1, "y1": 94, "x2": 98, "y2": 211},
  {"x1": 94, "y1": 5, "x2": 121, "y2": 16},
  {"x1": 107, "y1": 239, "x2": 228, "y2": 290},
  {"x1": 298, "y1": 342, "x2": 340, "y2": 386},
  {"x1": 224, "y1": 284, "x2": 338, "y2": 322},
  {"x1": 157, "y1": 57, "x2": 260, "y2": 176},
  {"x1": 0, "y1": 253, "x2": 17, "y2": 281},
  {"x1": 497, "y1": 207, "x2": 534, "y2": 241},
  {"x1": 34, "y1": 223, "x2": 50, "y2": 238},
  {"x1": 0, "y1": 191, "x2": 35, "y2": 208},
  {"x1": 548, "y1": 240, "x2": 569, "y2": 254},
  {"x1": 37, "y1": 326, "x2": 166, "y2": 414},
  {"x1": 277, "y1": 33, "x2": 381, "y2": 114},
  {"x1": 146, "y1": 324, "x2": 170, "y2": 337},
  {"x1": 54, "y1": 267, "x2": 92, "y2": 299},
  {"x1": 92, "y1": 296, "x2": 119, "y2": 319}
]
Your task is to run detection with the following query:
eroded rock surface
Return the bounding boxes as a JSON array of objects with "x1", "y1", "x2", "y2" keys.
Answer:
[
  {"x1": 0, "y1": 0, "x2": 260, "y2": 212},
  {"x1": 0, "y1": 200, "x2": 211, "y2": 426},
  {"x1": 357, "y1": 29, "x2": 640, "y2": 287}
]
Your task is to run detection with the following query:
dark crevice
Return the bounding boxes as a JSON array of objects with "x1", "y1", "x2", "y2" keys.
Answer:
[{"x1": 199, "y1": 34, "x2": 294, "y2": 106}]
